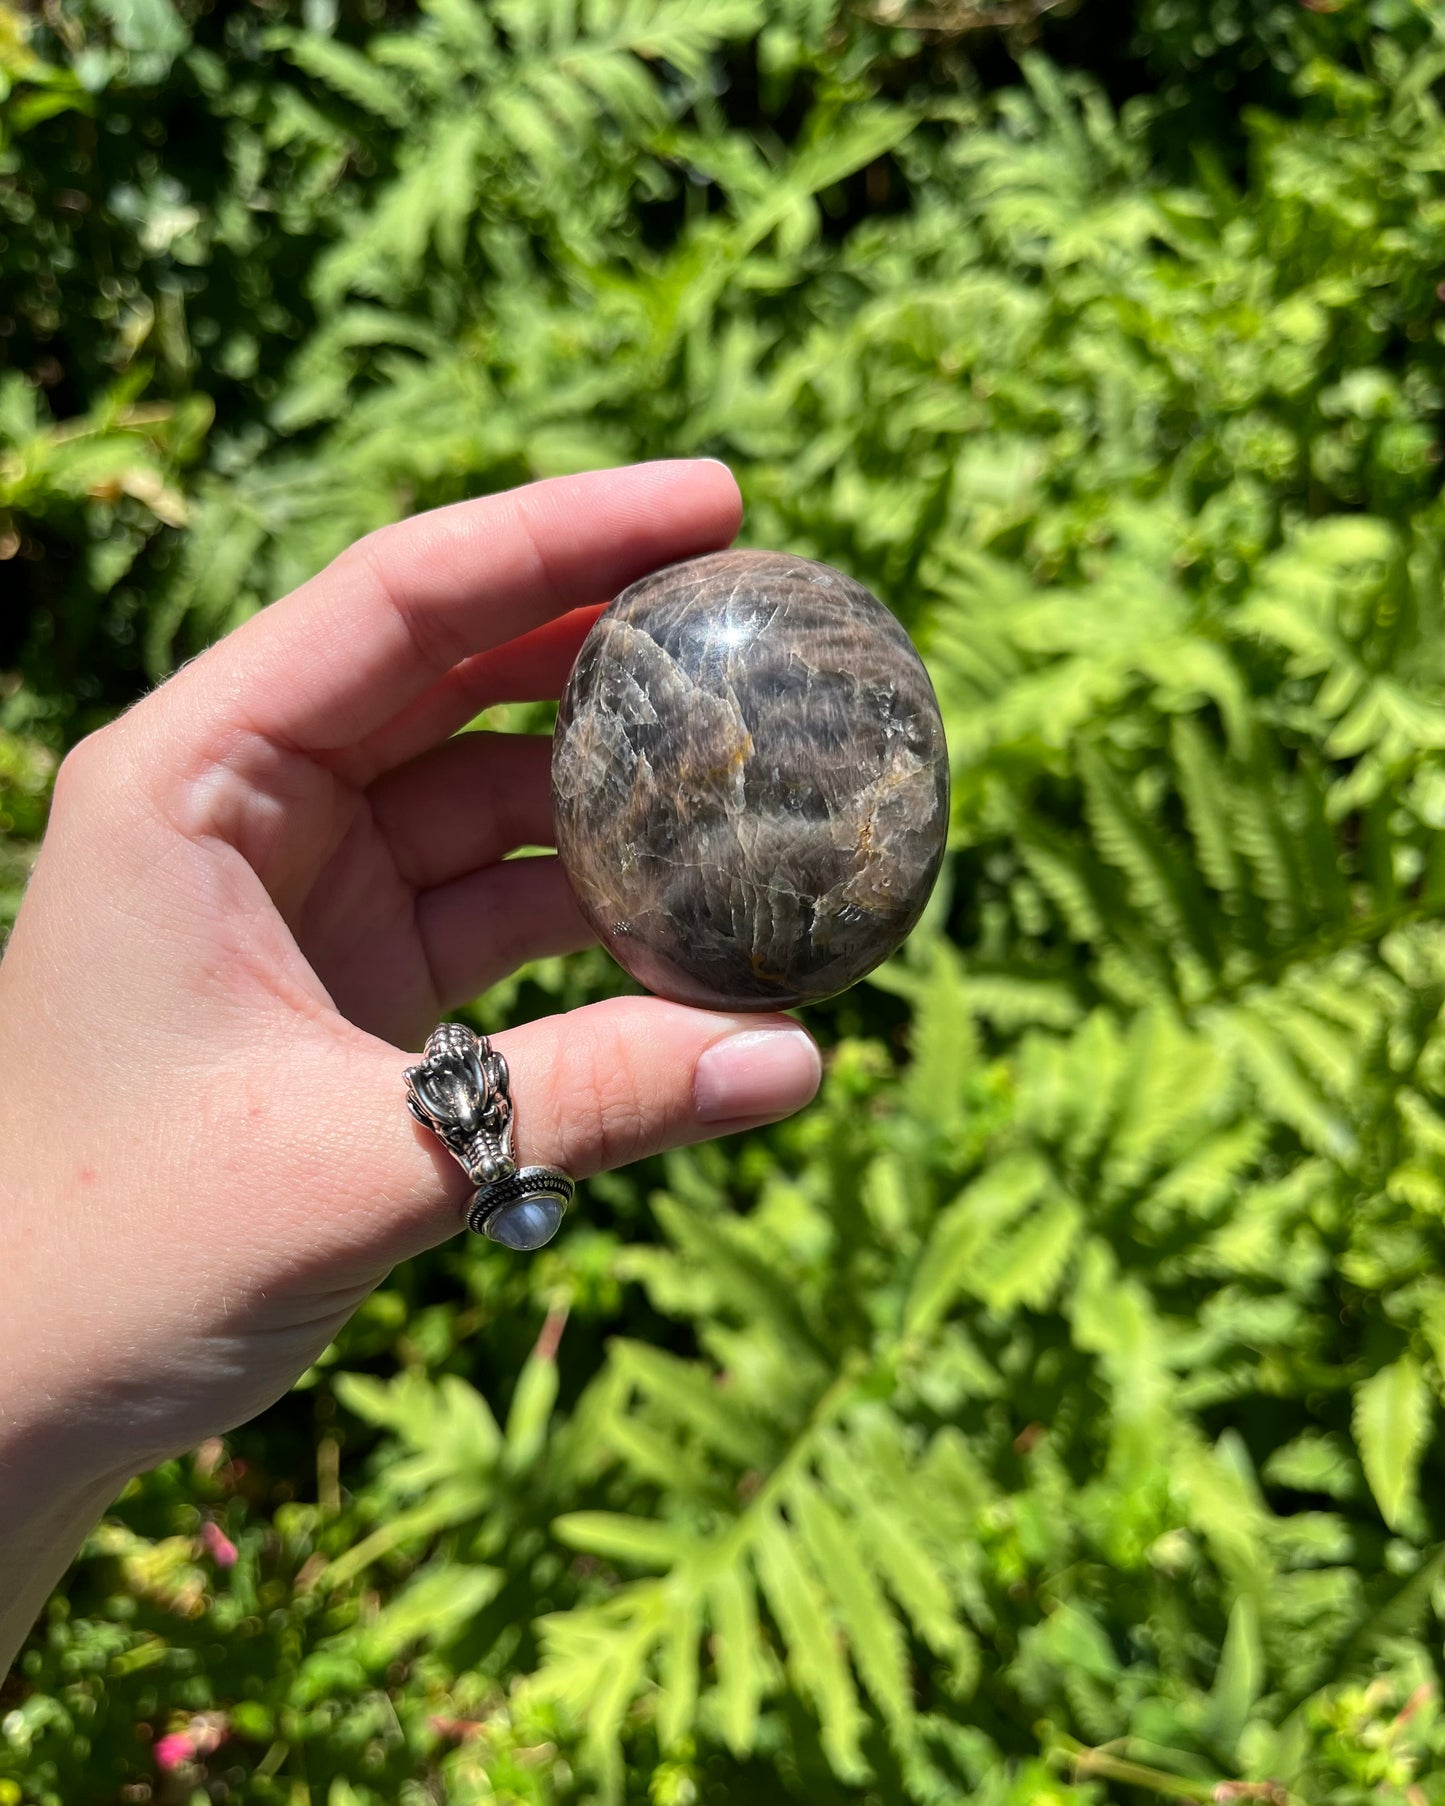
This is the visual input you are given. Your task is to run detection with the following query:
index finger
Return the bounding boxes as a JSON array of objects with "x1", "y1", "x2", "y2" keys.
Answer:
[{"x1": 182, "y1": 460, "x2": 742, "y2": 756}]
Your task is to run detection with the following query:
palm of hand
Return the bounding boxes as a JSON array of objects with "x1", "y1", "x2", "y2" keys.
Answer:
[
  {"x1": 287, "y1": 764, "x2": 446, "y2": 1048},
  {"x1": 185, "y1": 639, "x2": 582, "y2": 1052},
  {"x1": 259, "y1": 733, "x2": 536, "y2": 1052}
]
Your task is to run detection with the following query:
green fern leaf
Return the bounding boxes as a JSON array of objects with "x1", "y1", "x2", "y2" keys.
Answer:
[
  {"x1": 1104, "y1": 1010, "x2": 1230, "y2": 1189},
  {"x1": 1223, "y1": 1005, "x2": 1359, "y2": 1162},
  {"x1": 1014, "y1": 823, "x2": 1107, "y2": 946},
  {"x1": 902, "y1": 938, "x2": 977, "y2": 1137},
  {"x1": 334, "y1": 1371, "x2": 502, "y2": 1479},
  {"x1": 658, "y1": 1584, "x2": 702, "y2": 1752},
  {"x1": 607, "y1": 1416, "x2": 727, "y2": 1502},
  {"x1": 709, "y1": 1561, "x2": 764, "y2": 1756},
  {"x1": 1229, "y1": 751, "x2": 1308, "y2": 944},
  {"x1": 584, "y1": 1616, "x2": 662, "y2": 1801},
  {"x1": 905, "y1": 1152, "x2": 1051, "y2": 1336},
  {"x1": 1171, "y1": 715, "x2": 1255, "y2": 927},
  {"x1": 353, "y1": 1564, "x2": 504, "y2": 1666},
  {"x1": 651, "y1": 1197, "x2": 829, "y2": 1372},
  {"x1": 1200, "y1": 1595, "x2": 1263, "y2": 1759},
  {"x1": 611, "y1": 1340, "x2": 780, "y2": 1469},
  {"x1": 553, "y1": 1513, "x2": 701, "y2": 1570},
  {"x1": 818, "y1": 1433, "x2": 969, "y2": 1661},
  {"x1": 973, "y1": 1195, "x2": 1082, "y2": 1313},
  {"x1": 753, "y1": 1507, "x2": 866, "y2": 1779},
  {"x1": 504, "y1": 1326, "x2": 561, "y2": 1473},
  {"x1": 1077, "y1": 742, "x2": 1216, "y2": 972},
  {"x1": 274, "y1": 32, "x2": 411, "y2": 126},
  {"x1": 790, "y1": 1481, "x2": 914, "y2": 1734},
  {"x1": 1149, "y1": 1119, "x2": 1268, "y2": 1217},
  {"x1": 1353, "y1": 1354, "x2": 1430, "y2": 1531},
  {"x1": 1070, "y1": 1239, "x2": 1171, "y2": 1445}
]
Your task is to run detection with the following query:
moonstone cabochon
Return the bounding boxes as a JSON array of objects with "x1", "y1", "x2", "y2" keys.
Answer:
[
  {"x1": 551, "y1": 549, "x2": 950, "y2": 1011},
  {"x1": 483, "y1": 1196, "x2": 565, "y2": 1251}
]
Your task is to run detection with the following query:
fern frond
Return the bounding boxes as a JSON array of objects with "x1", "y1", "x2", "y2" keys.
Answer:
[
  {"x1": 754, "y1": 1507, "x2": 867, "y2": 1777},
  {"x1": 273, "y1": 31, "x2": 413, "y2": 126},
  {"x1": 789, "y1": 1482, "x2": 914, "y2": 1734}
]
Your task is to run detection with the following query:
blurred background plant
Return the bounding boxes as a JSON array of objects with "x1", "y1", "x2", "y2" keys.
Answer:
[{"x1": 6, "y1": 0, "x2": 1445, "y2": 1801}]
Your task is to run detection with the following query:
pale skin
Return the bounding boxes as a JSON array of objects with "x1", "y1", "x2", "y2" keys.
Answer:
[{"x1": 0, "y1": 460, "x2": 822, "y2": 1673}]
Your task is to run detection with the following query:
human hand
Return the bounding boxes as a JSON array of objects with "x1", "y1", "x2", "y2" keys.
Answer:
[{"x1": 0, "y1": 462, "x2": 822, "y2": 1504}]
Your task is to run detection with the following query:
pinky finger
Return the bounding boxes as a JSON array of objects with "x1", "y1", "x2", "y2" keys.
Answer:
[{"x1": 418, "y1": 855, "x2": 597, "y2": 1008}]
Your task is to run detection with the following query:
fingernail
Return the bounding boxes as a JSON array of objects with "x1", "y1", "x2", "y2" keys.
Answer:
[{"x1": 693, "y1": 1027, "x2": 821, "y2": 1124}]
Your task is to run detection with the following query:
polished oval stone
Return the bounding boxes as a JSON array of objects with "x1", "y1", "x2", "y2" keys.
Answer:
[
  {"x1": 552, "y1": 549, "x2": 949, "y2": 1011},
  {"x1": 482, "y1": 1194, "x2": 565, "y2": 1250}
]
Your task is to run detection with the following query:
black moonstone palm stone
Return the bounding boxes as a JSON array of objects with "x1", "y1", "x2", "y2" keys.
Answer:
[{"x1": 551, "y1": 549, "x2": 950, "y2": 1011}]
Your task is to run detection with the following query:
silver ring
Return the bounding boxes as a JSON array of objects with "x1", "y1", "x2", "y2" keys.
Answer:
[{"x1": 404, "y1": 1023, "x2": 575, "y2": 1250}]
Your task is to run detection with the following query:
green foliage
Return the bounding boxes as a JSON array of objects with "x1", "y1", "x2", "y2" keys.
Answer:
[{"x1": 7, "y1": 1, "x2": 1445, "y2": 1802}]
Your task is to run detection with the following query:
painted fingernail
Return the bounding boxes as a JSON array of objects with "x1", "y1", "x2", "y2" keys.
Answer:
[{"x1": 693, "y1": 1027, "x2": 822, "y2": 1123}]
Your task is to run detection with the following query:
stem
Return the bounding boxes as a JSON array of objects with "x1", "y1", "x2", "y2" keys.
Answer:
[{"x1": 1046, "y1": 1733, "x2": 1226, "y2": 1804}]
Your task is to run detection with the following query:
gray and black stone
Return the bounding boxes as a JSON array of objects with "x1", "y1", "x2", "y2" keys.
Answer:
[{"x1": 551, "y1": 549, "x2": 950, "y2": 1011}]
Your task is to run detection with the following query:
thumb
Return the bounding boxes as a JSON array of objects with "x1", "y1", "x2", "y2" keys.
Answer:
[{"x1": 295, "y1": 997, "x2": 822, "y2": 1279}]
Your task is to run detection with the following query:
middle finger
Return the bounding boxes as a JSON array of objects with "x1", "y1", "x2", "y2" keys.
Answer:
[
  {"x1": 348, "y1": 605, "x2": 604, "y2": 783},
  {"x1": 369, "y1": 731, "x2": 557, "y2": 891}
]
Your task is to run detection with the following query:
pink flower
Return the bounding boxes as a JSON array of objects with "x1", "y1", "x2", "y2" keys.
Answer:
[
  {"x1": 200, "y1": 1520, "x2": 238, "y2": 1567},
  {"x1": 153, "y1": 1733, "x2": 192, "y2": 1773},
  {"x1": 152, "y1": 1716, "x2": 228, "y2": 1774}
]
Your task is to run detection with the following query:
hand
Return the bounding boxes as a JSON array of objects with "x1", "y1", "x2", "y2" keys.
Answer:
[{"x1": 0, "y1": 461, "x2": 822, "y2": 1504}]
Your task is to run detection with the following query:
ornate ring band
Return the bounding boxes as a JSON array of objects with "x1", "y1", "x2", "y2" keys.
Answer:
[{"x1": 404, "y1": 1023, "x2": 575, "y2": 1250}]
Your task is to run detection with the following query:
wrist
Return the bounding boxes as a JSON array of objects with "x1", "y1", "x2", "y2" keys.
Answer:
[
  {"x1": 0, "y1": 1451, "x2": 127, "y2": 1680},
  {"x1": 0, "y1": 1329, "x2": 164, "y2": 1511},
  {"x1": 0, "y1": 1038, "x2": 157, "y2": 1496}
]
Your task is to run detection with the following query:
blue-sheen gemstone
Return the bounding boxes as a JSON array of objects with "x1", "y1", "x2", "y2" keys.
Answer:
[{"x1": 484, "y1": 1195, "x2": 565, "y2": 1250}]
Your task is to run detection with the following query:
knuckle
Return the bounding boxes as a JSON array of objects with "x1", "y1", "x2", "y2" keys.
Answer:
[
  {"x1": 50, "y1": 725, "x2": 113, "y2": 810},
  {"x1": 341, "y1": 530, "x2": 470, "y2": 678},
  {"x1": 49, "y1": 715, "x2": 169, "y2": 844},
  {"x1": 547, "y1": 1012, "x2": 656, "y2": 1176},
  {"x1": 505, "y1": 491, "x2": 569, "y2": 617}
]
